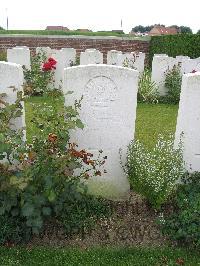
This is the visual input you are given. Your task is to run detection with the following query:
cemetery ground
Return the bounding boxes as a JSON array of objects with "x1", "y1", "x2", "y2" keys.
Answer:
[{"x1": 0, "y1": 96, "x2": 199, "y2": 265}]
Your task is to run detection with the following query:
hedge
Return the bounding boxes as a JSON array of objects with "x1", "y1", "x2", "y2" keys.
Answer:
[{"x1": 149, "y1": 34, "x2": 200, "y2": 66}]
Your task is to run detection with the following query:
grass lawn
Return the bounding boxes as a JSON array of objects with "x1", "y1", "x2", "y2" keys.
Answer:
[
  {"x1": 0, "y1": 30, "x2": 151, "y2": 40},
  {"x1": 0, "y1": 246, "x2": 199, "y2": 266},
  {"x1": 135, "y1": 103, "x2": 178, "y2": 148}
]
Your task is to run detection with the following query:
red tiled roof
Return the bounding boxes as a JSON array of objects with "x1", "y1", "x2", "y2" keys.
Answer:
[
  {"x1": 149, "y1": 26, "x2": 178, "y2": 35},
  {"x1": 46, "y1": 26, "x2": 69, "y2": 31}
]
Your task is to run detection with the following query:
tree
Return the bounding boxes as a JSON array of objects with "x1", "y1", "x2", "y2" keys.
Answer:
[
  {"x1": 132, "y1": 25, "x2": 154, "y2": 33},
  {"x1": 0, "y1": 26, "x2": 4, "y2": 30},
  {"x1": 169, "y1": 25, "x2": 180, "y2": 30},
  {"x1": 197, "y1": 30, "x2": 200, "y2": 34},
  {"x1": 179, "y1": 26, "x2": 192, "y2": 34}
]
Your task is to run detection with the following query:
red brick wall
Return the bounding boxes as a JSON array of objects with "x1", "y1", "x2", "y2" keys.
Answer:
[{"x1": 0, "y1": 35, "x2": 150, "y2": 63}]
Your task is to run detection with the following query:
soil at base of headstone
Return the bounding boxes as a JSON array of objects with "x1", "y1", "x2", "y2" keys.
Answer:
[{"x1": 28, "y1": 191, "x2": 174, "y2": 248}]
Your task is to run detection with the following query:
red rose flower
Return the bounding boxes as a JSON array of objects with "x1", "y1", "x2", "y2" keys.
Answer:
[
  {"x1": 42, "y1": 57, "x2": 57, "y2": 71},
  {"x1": 48, "y1": 57, "x2": 57, "y2": 65},
  {"x1": 42, "y1": 62, "x2": 52, "y2": 71}
]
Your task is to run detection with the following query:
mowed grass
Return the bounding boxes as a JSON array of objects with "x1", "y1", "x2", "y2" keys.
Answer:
[
  {"x1": 135, "y1": 103, "x2": 178, "y2": 148},
  {"x1": 0, "y1": 30, "x2": 151, "y2": 40},
  {"x1": 25, "y1": 96, "x2": 178, "y2": 147},
  {"x1": 0, "y1": 246, "x2": 199, "y2": 266}
]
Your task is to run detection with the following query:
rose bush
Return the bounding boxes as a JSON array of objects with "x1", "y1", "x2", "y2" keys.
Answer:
[
  {"x1": 23, "y1": 52, "x2": 57, "y2": 96},
  {"x1": 0, "y1": 91, "x2": 111, "y2": 244}
]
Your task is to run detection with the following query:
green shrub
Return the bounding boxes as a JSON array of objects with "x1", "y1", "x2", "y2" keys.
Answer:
[
  {"x1": 160, "y1": 172, "x2": 200, "y2": 247},
  {"x1": 60, "y1": 194, "x2": 112, "y2": 236},
  {"x1": 0, "y1": 90, "x2": 111, "y2": 243},
  {"x1": 164, "y1": 65, "x2": 182, "y2": 104},
  {"x1": 149, "y1": 34, "x2": 200, "y2": 65},
  {"x1": 0, "y1": 214, "x2": 30, "y2": 245},
  {"x1": 138, "y1": 68, "x2": 159, "y2": 103},
  {"x1": 126, "y1": 135, "x2": 185, "y2": 209}
]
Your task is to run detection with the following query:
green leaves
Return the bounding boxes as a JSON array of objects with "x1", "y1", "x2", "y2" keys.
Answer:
[
  {"x1": 76, "y1": 119, "x2": 84, "y2": 129},
  {"x1": 161, "y1": 172, "x2": 200, "y2": 247},
  {"x1": 22, "y1": 203, "x2": 35, "y2": 217},
  {"x1": 48, "y1": 190, "x2": 56, "y2": 202},
  {"x1": 149, "y1": 34, "x2": 200, "y2": 65},
  {"x1": 42, "y1": 207, "x2": 51, "y2": 216},
  {"x1": 165, "y1": 65, "x2": 182, "y2": 104},
  {"x1": 138, "y1": 68, "x2": 159, "y2": 103}
]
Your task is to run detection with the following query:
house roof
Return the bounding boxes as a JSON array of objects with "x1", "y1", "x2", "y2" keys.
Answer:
[
  {"x1": 46, "y1": 26, "x2": 69, "y2": 31},
  {"x1": 149, "y1": 26, "x2": 178, "y2": 35}
]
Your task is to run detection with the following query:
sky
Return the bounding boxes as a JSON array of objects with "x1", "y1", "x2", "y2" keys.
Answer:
[{"x1": 0, "y1": 0, "x2": 199, "y2": 33}]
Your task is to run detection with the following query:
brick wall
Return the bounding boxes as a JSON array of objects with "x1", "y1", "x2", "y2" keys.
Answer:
[{"x1": 0, "y1": 35, "x2": 150, "y2": 63}]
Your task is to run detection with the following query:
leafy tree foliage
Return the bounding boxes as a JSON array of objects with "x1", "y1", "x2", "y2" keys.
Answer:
[
  {"x1": 179, "y1": 26, "x2": 192, "y2": 34},
  {"x1": 132, "y1": 25, "x2": 154, "y2": 33}
]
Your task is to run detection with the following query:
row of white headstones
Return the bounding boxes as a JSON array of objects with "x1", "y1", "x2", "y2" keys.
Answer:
[
  {"x1": 7, "y1": 46, "x2": 145, "y2": 91},
  {"x1": 152, "y1": 54, "x2": 200, "y2": 95},
  {"x1": 1, "y1": 51, "x2": 200, "y2": 200}
]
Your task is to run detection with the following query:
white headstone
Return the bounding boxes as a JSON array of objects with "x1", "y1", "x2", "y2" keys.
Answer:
[
  {"x1": 175, "y1": 72, "x2": 200, "y2": 172},
  {"x1": 0, "y1": 62, "x2": 26, "y2": 139},
  {"x1": 63, "y1": 65, "x2": 139, "y2": 200},
  {"x1": 54, "y1": 48, "x2": 76, "y2": 89},
  {"x1": 176, "y1": 55, "x2": 190, "y2": 63},
  {"x1": 123, "y1": 52, "x2": 145, "y2": 73},
  {"x1": 151, "y1": 55, "x2": 177, "y2": 95},
  {"x1": 107, "y1": 50, "x2": 123, "y2": 66},
  {"x1": 51, "y1": 49, "x2": 58, "y2": 57},
  {"x1": 134, "y1": 52, "x2": 145, "y2": 73},
  {"x1": 122, "y1": 52, "x2": 136, "y2": 68},
  {"x1": 7, "y1": 47, "x2": 31, "y2": 70},
  {"x1": 181, "y1": 57, "x2": 200, "y2": 74},
  {"x1": 80, "y1": 49, "x2": 103, "y2": 65},
  {"x1": 154, "y1": 54, "x2": 167, "y2": 56},
  {"x1": 36, "y1": 47, "x2": 52, "y2": 58}
]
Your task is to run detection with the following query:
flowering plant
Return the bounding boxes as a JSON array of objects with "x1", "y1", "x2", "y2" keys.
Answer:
[
  {"x1": 126, "y1": 135, "x2": 185, "y2": 209},
  {"x1": 42, "y1": 57, "x2": 57, "y2": 71},
  {"x1": 23, "y1": 52, "x2": 57, "y2": 96},
  {"x1": 0, "y1": 92, "x2": 109, "y2": 242}
]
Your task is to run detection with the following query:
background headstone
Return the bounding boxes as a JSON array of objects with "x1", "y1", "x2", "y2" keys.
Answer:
[
  {"x1": 107, "y1": 50, "x2": 123, "y2": 66},
  {"x1": 134, "y1": 52, "x2": 145, "y2": 73},
  {"x1": 7, "y1": 47, "x2": 31, "y2": 70},
  {"x1": 151, "y1": 55, "x2": 177, "y2": 95},
  {"x1": 36, "y1": 47, "x2": 52, "y2": 58},
  {"x1": 123, "y1": 52, "x2": 145, "y2": 73},
  {"x1": 181, "y1": 57, "x2": 200, "y2": 74},
  {"x1": 54, "y1": 48, "x2": 76, "y2": 89},
  {"x1": 80, "y1": 49, "x2": 103, "y2": 65}
]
